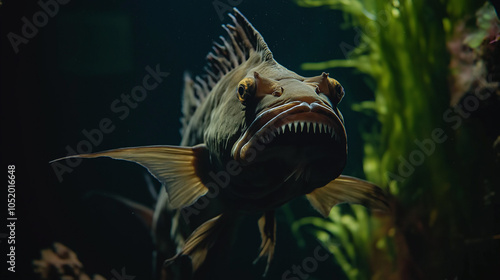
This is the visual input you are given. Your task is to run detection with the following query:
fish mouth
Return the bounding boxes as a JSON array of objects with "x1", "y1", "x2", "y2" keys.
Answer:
[{"x1": 231, "y1": 101, "x2": 347, "y2": 166}]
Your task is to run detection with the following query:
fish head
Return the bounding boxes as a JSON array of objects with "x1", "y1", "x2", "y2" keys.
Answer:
[{"x1": 205, "y1": 65, "x2": 347, "y2": 199}]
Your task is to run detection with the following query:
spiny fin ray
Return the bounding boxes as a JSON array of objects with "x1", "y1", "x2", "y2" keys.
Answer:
[
  {"x1": 165, "y1": 213, "x2": 237, "y2": 272},
  {"x1": 181, "y1": 8, "x2": 273, "y2": 135},
  {"x1": 253, "y1": 211, "x2": 276, "y2": 277}
]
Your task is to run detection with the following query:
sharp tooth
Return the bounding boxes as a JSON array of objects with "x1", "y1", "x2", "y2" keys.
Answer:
[
  {"x1": 312, "y1": 123, "x2": 317, "y2": 133},
  {"x1": 300, "y1": 122, "x2": 305, "y2": 132},
  {"x1": 331, "y1": 130, "x2": 335, "y2": 138},
  {"x1": 318, "y1": 123, "x2": 323, "y2": 133},
  {"x1": 294, "y1": 122, "x2": 299, "y2": 133},
  {"x1": 287, "y1": 123, "x2": 293, "y2": 133},
  {"x1": 306, "y1": 122, "x2": 310, "y2": 133},
  {"x1": 327, "y1": 126, "x2": 332, "y2": 134}
]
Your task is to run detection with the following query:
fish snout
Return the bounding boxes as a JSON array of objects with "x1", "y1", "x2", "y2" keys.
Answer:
[{"x1": 231, "y1": 100, "x2": 347, "y2": 164}]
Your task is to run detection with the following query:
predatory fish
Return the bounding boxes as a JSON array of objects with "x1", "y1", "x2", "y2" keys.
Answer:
[{"x1": 53, "y1": 8, "x2": 388, "y2": 278}]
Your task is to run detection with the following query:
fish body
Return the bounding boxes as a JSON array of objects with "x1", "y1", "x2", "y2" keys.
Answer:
[
  {"x1": 54, "y1": 8, "x2": 388, "y2": 278},
  {"x1": 177, "y1": 14, "x2": 347, "y2": 214}
]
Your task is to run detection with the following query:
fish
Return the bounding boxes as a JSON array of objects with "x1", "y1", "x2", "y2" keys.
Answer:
[{"x1": 52, "y1": 8, "x2": 389, "y2": 278}]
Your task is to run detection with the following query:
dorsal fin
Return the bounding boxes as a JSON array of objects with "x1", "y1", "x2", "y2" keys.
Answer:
[{"x1": 181, "y1": 8, "x2": 273, "y2": 135}]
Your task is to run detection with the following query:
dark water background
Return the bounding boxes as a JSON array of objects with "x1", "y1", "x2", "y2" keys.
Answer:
[{"x1": 1, "y1": 0, "x2": 377, "y2": 279}]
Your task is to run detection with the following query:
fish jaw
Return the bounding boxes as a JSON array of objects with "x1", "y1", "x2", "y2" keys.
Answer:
[
  {"x1": 232, "y1": 101, "x2": 346, "y2": 160},
  {"x1": 229, "y1": 100, "x2": 347, "y2": 189}
]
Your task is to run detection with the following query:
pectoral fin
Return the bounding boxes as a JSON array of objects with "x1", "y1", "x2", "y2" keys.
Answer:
[
  {"x1": 51, "y1": 144, "x2": 210, "y2": 209},
  {"x1": 253, "y1": 211, "x2": 276, "y2": 277},
  {"x1": 166, "y1": 213, "x2": 236, "y2": 271},
  {"x1": 306, "y1": 175, "x2": 389, "y2": 217}
]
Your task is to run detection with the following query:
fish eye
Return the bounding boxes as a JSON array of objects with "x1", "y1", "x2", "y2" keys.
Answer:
[
  {"x1": 238, "y1": 86, "x2": 245, "y2": 95},
  {"x1": 329, "y1": 78, "x2": 344, "y2": 104},
  {"x1": 237, "y1": 77, "x2": 256, "y2": 105}
]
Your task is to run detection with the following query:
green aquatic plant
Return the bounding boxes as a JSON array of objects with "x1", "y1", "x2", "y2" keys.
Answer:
[
  {"x1": 295, "y1": 0, "x2": 499, "y2": 279},
  {"x1": 292, "y1": 204, "x2": 397, "y2": 280},
  {"x1": 293, "y1": 205, "x2": 377, "y2": 280}
]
